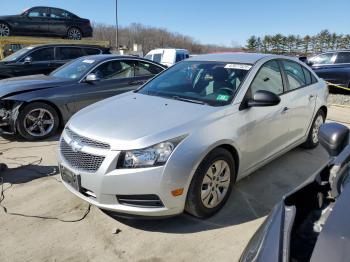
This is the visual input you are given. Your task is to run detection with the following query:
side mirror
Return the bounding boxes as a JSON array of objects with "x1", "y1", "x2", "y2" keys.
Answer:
[
  {"x1": 247, "y1": 90, "x2": 280, "y2": 107},
  {"x1": 319, "y1": 122, "x2": 349, "y2": 157},
  {"x1": 299, "y1": 56, "x2": 307, "y2": 63},
  {"x1": 85, "y1": 73, "x2": 100, "y2": 83},
  {"x1": 24, "y1": 56, "x2": 32, "y2": 64}
]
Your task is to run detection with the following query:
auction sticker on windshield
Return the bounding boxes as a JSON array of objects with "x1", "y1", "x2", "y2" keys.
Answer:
[
  {"x1": 224, "y1": 64, "x2": 252, "y2": 70},
  {"x1": 217, "y1": 94, "x2": 230, "y2": 101}
]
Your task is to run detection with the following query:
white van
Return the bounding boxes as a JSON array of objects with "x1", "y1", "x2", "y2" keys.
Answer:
[{"x1": 145, "y1": 48, "x2": 189, "y2": 67}]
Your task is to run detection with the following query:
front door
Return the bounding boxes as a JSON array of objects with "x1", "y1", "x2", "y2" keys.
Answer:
[
  {"x1": 237, "y1": 60, "x2": 290, "y2": 174},
  {"x1": 19, "y1": 7, "x2": 50, "y2": 35}
]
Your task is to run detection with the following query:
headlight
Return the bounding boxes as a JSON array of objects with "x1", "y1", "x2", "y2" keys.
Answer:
[{"x1": 120, "y1": 136, "x2": 185, "y2": 168}]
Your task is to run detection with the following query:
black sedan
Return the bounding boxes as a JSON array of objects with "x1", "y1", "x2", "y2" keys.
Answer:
[
  {"x1": 0, "y1": 6, "x2": 92, "y2": 40},
  {"x1": 240, "y1": 122, "x2": 350, "y2": 262},
  {"x1": 308, "y1": 50, "x2": 350, "y2": 91},
  {"x1": 0, "y1": 44, "x2": 110, "y2": 79},
  {"x1": 0, "y1": 55, "x2": 166, "y2": 140}
]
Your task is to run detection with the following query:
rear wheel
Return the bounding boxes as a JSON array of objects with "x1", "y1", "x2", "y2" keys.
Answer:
[
  {"x1": 67, "y1": 27, "x2": 82, "y2": 40},
  {"x1": 301, "y1": 110, "x2": 325, "y2": 149},
  {"x1": 0, "y1": 23, "x2": 10, "y2": 37},
  {"x1": 185, "y1": 148, "x2": 236, "y2": 218},
  {"x1": 16, "y1": 102, "x2": 60, "y2": 141}
]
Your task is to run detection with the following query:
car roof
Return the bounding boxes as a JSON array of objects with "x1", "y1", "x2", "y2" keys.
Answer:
[
  {"x1": 79, "y1": 54, "x2": 166, "y2": 66},
  {"x1": 187, "y1": 52, "x2": 278, "y2": 64},
  {"x1": 28, "y1": 44, "x2": 108, "y2": 49}
]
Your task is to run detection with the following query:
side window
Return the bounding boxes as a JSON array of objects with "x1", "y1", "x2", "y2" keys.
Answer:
[
  {"x1": 282, "y1": 60, "x2": 306, "y2": 90},
  {"x1": 250, "y1": 60, "x2": 284, "y2": 95},
  {"x1": 92, "y1": 60, "x2": 134, "y2": 80},
  {"x1": 309, "y1": 53, "x2": 334, "y2": 65},
  {"x1": 302, "y1": 67, "x2": 312, "y2": 85},
  {"x1": 153, "y1": 54, "x2": 162, "y2": 63},
  {"x1": 134, "y1": 61, "x2": 163, "y2": 76},
  {"x1": 57, "y1": 47, "x2": 84, "y2": 60},
  {"x1": 84, "y1": 48, "x2": 102, "y2": 55},
  {"x1": 175, "y1": 53, "x2": 184, "y2": 63},
  {"x1": 28, "y1": 8, "x2": 48, "y2": 18},
  {"x1": 28, "y1": 48, "x2": 54, "y2": 62},
  {"x1": 335, "y1": 52, "x2": 350, "y2": 64}
]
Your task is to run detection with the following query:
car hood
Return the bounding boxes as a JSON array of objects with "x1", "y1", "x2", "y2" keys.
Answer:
[
  {"x1": 0, "y1": 75, "x2": 74, "y2": 98},
  {"x1": 68, "y1": 92, "x2": 225, "y2": 150}
]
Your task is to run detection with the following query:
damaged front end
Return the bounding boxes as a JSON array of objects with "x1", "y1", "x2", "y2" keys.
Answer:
[{"x1": 0, "y1": 100, "x2": 22, "y2": 135}]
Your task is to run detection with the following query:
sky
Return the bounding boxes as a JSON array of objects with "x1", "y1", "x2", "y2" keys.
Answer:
[{"x1": 2, "y1": 0, "x2": 350, "y2": 47}]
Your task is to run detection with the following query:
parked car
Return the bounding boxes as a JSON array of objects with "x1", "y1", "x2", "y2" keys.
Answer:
[
  {"x1": 0, "y1": 44, "x2": 110, "y2": 79},
  {"x1": 0, "y1": 6, "x2": 92, "y2": 40},
  {"x1": 0, "y1": 55, "x2": 165, "y2": 140},
  {"x1": 307, "y1": 50, "x2": 350, "y2": 90},
  {"x1": 145, "y1": 48, "x2": 189, "y2": 67},
  {"x1": 58, "y1": 53, "x2": 328, "y2": 219},
  {"x1": 240, "y1": 122, "x2": 350, "y2": 262}
]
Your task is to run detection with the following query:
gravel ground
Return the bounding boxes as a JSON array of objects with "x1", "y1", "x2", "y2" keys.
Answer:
[{"x1": 328, "y1": 93, "x2": 350, "y2": 106}]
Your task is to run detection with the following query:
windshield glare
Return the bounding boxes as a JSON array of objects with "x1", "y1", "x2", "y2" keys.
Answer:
[
  {"x1": 51, "y1": 58, "x2": 95, "y2": 79},
  {"x1": 2, "y1": 47, "x2": 31, "y2": 62},
  {"x1": 138, "y1": 61, "x2": 250, "y2": 106}
]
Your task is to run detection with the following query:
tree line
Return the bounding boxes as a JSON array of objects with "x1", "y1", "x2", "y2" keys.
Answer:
[
  {"x1": 92, "y1": 23, "x2": 240, "y2": 54},
  {"x1": 246, "y1": 30, "x2": 350, "y2": 55}
]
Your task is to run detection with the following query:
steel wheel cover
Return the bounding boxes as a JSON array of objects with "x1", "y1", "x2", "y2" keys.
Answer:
[
  {"x1": 312, "y1": 115, "x2": 324, "y2": 144},
  {"x1": 201, "y1": 160, "x2": 231, "y2": 208}
]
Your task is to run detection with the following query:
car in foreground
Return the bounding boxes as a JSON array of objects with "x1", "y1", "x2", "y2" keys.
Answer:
[
  {"x1": 0, "y1": 55, "x2": 165, "y2": 140},
  {"x1": 307, "y1": 50, "x2": 350, "y2": 91},
  {"x1": 145, "y1": 48, "x2": 189, "y2": 67},
  {"x1": 0, "y1": 44, "x2": 110, "y2": 79},
  {"x1": 240, "y1": 122, "x2": 350, "y2": 262},
  {"x1": 58, "y1": 53, "x2": 328, "y2": 218},
  {"x1": 0, "y1": 6, "x2": 92, "y2": 40}
]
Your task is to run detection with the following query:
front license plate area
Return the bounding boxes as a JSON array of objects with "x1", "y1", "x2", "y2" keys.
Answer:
[{"x1": 61, "y1": 166, "x2": 81, "y2": 192}]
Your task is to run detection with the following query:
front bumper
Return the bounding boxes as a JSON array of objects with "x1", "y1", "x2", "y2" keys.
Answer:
[{"x1": 58, "y1": 129, "x2": 187, "y2": 217}]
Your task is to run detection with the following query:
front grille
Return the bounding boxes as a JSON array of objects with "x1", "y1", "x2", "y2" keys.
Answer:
[
  {"x1": 60, "y1": 139, "x2": 105, "y2": 173},
  {"x1": 65, "y1": 127, "x2": 110, "y2": 149},
  {"x1": 116, "y1": 194, "x2": 164, "y2": 208}
]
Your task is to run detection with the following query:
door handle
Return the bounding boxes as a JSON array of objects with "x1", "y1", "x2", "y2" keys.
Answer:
[
  {"x1": 281, "y1": 107, "x2": 289, "y2": 114},
  {"x1": 309, "y1": 94, "x2": 315, "y2": 100},
  {"x1": 128, "y1": 80, "x2": 145, "y2": 85}
]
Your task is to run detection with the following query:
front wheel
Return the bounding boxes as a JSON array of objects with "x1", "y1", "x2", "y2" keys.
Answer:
[
  {"x1": 67, "y1": 27, "x2": 82, "y2": 40},
  {"x1": 16, "y1": 102, "x2": 60, "y2": 141},
  {"x1": 185, "y1": 148, "x2": 236, "y2": 218},
  {"x1": 0, "y1": 23, "x2": 10, "y2": 37},
  {"x1": 301, "y1": 110, "x2": 325, "y2": 149}
]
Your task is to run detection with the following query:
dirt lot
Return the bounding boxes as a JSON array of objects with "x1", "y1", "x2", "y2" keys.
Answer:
[{"x1": 0, "y1": 106, "x2": 348, "y2": 262}]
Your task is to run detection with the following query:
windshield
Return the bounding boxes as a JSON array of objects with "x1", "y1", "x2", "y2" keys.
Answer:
[
  {"x1": 50, "y1": 57, "x2": 96, "y2": 79},
  {"x1": 2, "y1": 47, "x2": 32, "y2": 62},
  {"x1": 137, "y1": 61, "x2": 251, "y2": 106}
]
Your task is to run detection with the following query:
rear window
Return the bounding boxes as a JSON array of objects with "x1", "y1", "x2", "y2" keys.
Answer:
[
  {"x1": 335, "y1": 52, "x2": 350, "y2": 64},
  {"x1": 282, "y1": 60, "x2": 306, "y2": 90},
  {"x1": 56, "y1": 47, "x2": 84, "y2": 60},
  {"x1": 134, "y1": 61, "x2": 163, "y2": 76},
  {"x1": 83, "y1": 48, "x2": 102, "y2": 55}
]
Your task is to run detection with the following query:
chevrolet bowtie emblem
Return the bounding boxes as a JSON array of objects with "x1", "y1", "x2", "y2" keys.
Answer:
[{"x1": 69, "y1": 140, "x2": 83, "y2": 152}]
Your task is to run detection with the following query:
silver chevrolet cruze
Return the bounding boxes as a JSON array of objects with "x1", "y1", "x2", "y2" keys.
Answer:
[{"x1": 58, "y1": 53, "x2": 328, "y2": 218}]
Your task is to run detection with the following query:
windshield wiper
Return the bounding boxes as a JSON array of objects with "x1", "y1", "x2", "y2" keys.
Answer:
[{"x1": 171, "y1": 96, "x2": 206, "y2": 105}]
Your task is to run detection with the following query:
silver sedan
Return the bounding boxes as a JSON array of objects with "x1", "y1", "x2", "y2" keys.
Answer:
[{"x1": 58, "y1": 53, "x2": 328, "y2": 218}]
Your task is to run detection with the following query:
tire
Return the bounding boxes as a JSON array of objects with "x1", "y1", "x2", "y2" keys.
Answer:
[
  {"x1": 67, "y1": 27, "x2": 82, "y2": 40},
  {"x1": 185, "y1": 148, "x2": 236, "y2": 218},
  {"x1": 16, "y1": 102, "x2": 60, "y2": 141},
  {"x1": 301, "y1": 110, "x2": 325, "y2": 149},
  {"x1": 0, "y1": 22, "x2": 10, "y2": 37}
]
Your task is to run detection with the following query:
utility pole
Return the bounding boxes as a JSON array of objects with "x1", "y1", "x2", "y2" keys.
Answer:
[{"x1": 115, "y1": 0, "x2": 119, "y2": 53}]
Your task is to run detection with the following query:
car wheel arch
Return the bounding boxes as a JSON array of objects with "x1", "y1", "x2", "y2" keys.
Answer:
[
  {"x1": 319, "y1": 105, "x2": 327, "y2": 119},
  {"x1": 17, "y1": 100, "x2": 63, "y2": 128}
]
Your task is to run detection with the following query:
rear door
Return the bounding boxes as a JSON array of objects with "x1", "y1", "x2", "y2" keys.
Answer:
[
  {"x1": 47, "y1": 8, "x2": 69, "y2": 36},
  {"x1": 71, "y1": 59, "x2": 139, "y2": 112},
  {"x1": 14, "y1": 47, "x2": 55, "y2": 76},
  {"x1": 280, "y1": 60, "x2": 317, "y2": 143}
]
